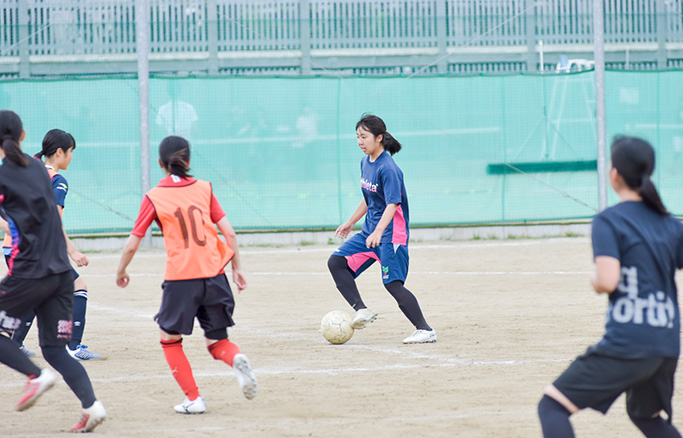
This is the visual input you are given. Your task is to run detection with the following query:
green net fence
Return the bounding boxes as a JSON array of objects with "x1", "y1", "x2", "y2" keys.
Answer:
[{"x1": 0, "y1": 70, "x2": 682, "y2": 234}]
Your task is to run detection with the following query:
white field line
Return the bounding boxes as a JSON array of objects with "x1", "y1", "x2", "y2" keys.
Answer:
[
  {"x1": 86, "y1": 270, "x2": 591, "y2": 278},
  {"x1": 0, "y1": 357, "x2": 571, "y2": 390},
  {"x1": 85, "y1": 238, "x2": 583, "y2": 260}
]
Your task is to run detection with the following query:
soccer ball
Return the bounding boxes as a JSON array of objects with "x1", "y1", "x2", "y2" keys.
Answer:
[{"x1": 320, "y1": 310, "x2": 354, "y2": 344}]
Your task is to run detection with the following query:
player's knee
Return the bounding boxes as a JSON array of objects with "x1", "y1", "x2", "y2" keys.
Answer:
[
  {"x1": 74, "y1": 277, "x2": 87, "y2": 291},
  {"x1": 538, "y1": 394, "x2": 571, "y2": 419},
  {"x1": 41, "y1": 345, "x2": 70, "y2": 364},
  {"x1": 205, "y1": 328, "x2": 227, "y2": 341},
  {"x1": 327, "y1": 255, "x2": 347, "y2": 272}
]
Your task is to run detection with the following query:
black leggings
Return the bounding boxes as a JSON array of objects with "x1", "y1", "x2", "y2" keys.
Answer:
[
  {"x1": 327, "y1": 255, "x2": 431, "y2": 330},
  {"x1": 42, "y1": 346, "x2": 97, "y2": 409}
]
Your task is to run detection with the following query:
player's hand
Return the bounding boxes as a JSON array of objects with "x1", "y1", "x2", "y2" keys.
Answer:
[
  {"x1": 335, "y1": 222, "x2": 353, "y2": 239},
  {"x1": 232, "y1": 268, "x2": 247, "y2": 292},
  {"x1": 116, "y1": 270, "x2": 130, "y2": 288},
  {"x1": 366, "y1": 232, "x2": 381, "y2": 248},
  {"x1": 70, "y1": 250, "x2": 89, "y2": 267}
]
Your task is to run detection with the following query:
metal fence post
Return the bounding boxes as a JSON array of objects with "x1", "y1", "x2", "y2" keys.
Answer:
[
  {"x1": 525, "y1": 0, "x2": 537, "y2": 72},
  {"x1": 594, "y1": 0, "x2": 608, "y2": 211},
  {"x1": 300, "y1": 0, "x2": 311, "y2": 75},
  {"x1": 207, "y1": 0, "x2": 219, "y2": 75},
  {"x1": 436, "y1": 0, "x2": 447, "y2": 74},
  {"x1": 655, "y1": 0, "x2": 667, "y2": 69},
  {"x1": 136, "y1": 0, "x2": 152, "y2": 245},
  {"x1": 18, "y1": 0, "x2": 29, "y2": 78}
]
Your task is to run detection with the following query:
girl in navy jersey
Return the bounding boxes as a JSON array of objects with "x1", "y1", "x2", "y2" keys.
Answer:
[
  {"x1": 0, "y1": 110, "x2": 105, "y2": 432},
  {"x1": 538, "y1": 137, "x2": 683, "y2": 437},
  {"x1": 116, "y1": 135, "x2": 256, "y2": 414},
  {"x1": 328, "y1": 114, "x2": 436, "y2": 344},
  {"x1": 9, "y1": 129, "x2": 102, "y2": 360}
]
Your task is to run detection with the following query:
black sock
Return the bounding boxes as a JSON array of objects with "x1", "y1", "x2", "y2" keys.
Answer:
[
  {"x1": 538, "y1": 395, "x2": 575, "y2": 438},
  {"x1": 11, "y1": 311, "x2": 36, "y2": 346},
  {"x1": 42, "y1": 345, "x2": 96, "y2": 408},
  {"x1": 384, "y1": 281, "x2": 431, "y2": 330},
  {"x1": 0, "y1": 334, "x2": 41, "y2": 376},
  {"x1": 328, "y1": 255, "x2": 366, "y2": 310},
  {"x1": 69, "y1": 294, "x2": 87, "y2": 349},
  {"x1": 630, "y1": 414, "x2": 682, "y2": 438}
]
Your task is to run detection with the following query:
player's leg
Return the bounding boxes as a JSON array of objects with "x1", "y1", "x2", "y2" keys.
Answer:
[
  {"x1": 0, "y1": 275, "x2": 58, "y2": 411},
  {"x1": 538, "y1": 387, "x2": 577, "y2": 438},
  {"x1": 4, "y1": 252, "x2": 36, "y2": 356},
  {"x1": 626, "y1": 358, "x2": 681, "y2": 438},
  {"x1": 328, "y1": 234, "x2": 379, "y2": 329},
  {"x1": 200, "y1": 275, "x2": 257, "y2": 400},
  {"x1": 67, "y1": 272, "x2": 102, "y2": 360},
  {"x1": 35, "y1": 271, "x2": 105, "y2": 432},
  {"x1": 157, "y1": 279, "x2": 205, "y2": 414},
  {"x1": 378, "y1": 244, "x2": 436, "y2": 343},
  {"x1": 10, "y1": 311, "x2": 37, "y2": 356},
  {"x1": 160, "y1": 330, "x2": 205, "y2": 414}
]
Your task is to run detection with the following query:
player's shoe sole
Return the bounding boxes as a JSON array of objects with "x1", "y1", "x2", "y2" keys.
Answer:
[{"x1": 233, "y1": 354, "x2": 257, "y2": 400}]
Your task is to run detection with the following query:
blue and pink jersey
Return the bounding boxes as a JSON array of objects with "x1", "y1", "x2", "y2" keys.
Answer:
[{"x1": 360, "y1": 151, "x2": 409, "y2": 245}]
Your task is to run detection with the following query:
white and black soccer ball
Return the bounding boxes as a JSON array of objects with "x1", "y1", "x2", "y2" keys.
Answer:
[{"x1": 320, "y1": 310, "x2": 354, "y2": 344}]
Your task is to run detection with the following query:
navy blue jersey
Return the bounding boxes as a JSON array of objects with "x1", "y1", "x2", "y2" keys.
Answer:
[
  {"x1": 0, "y1": 155, "x2": 71, "y2": 278},
  {"x1": 592, "y1": 201, "x2": 683, "y2": 358},
  {"x1": 359, "y1": 151, "x2": 409, "y2": 245},
  {"x1": 47, "y1": 167, "x2": 68, "y2": 207}
]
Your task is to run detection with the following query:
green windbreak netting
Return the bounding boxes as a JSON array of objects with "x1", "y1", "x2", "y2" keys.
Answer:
[{"x1": 0, "y1": 70, "x2": 682, "y2": 234}]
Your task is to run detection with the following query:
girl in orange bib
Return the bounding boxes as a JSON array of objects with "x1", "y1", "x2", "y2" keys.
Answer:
[{"x1": 116, "y1": 135, "x2": 256, "y2": 414}]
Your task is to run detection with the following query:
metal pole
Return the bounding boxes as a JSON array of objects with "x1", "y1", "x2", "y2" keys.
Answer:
[
  {"x1": 136, "y1": 0, "x2": 152, "y2": 243},
  {"x1": 593, "y1": 0, "x2": 608, "y2": 211}
]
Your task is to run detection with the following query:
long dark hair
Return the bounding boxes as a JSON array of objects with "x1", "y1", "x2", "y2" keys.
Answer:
[
  {"x1": 159, "y1": 135, "x2": 192, "y2": 179},
  {"x1": 611, "y1": 136, "x2": 667, "y2": 215},
  {"x1": 0, "y1": 110, "x2": 28, "y2": 167},
  {"x1": 35, "y1": 128, "x2": 76, "y2": 160},
  {"x1": 356, "y1": 114, "x2": 402, "y2": 156}
]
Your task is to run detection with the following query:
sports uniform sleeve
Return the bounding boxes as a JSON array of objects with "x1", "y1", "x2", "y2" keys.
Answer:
[
  {"x1": 675, "y1": 219, "x2": 683, "y2": 269},
  {"x1": 379, "y1": 164, "x2": 402, "y2": 206},
  {"x1": 131, "y1": 196, "x2": 156, "y2": 237},
  {"x1": 210, "y1": 192, "x2": 226, "y2": 223},
  {"x1": 591, "y1": 213, "x2": 620, "y2": 260},
  {"x1": 51, "y1": 174, "x2": 68, "y2": 207}
]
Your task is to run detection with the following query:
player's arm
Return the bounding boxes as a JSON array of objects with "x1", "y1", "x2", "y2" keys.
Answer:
[
  {"x1": 590, "y1": 255, "x2": 620, "y2": 294},
  {"x1": 117, "y1": 196, "x2": 154, "y2": 288},
  {"x1": 366, "y1": 203, "x2": 398, "y2": 248},
  {"x1": 116, "y1": 234, "x2": 142, "y2": 288},
  {"x1": 216, "y1": 216, "x2": 247, "y2": 292},
  {"x1": 60, "y1": 206, "x2": 88, "y2": 267},
  {"x1": 0, "y1": 217, "x2": 8, "y2": 235},
  {"x1": 335, "y1": 199, "x2": 367, "y2": 239}
]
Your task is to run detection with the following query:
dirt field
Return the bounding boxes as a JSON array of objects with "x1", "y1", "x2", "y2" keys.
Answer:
[{"x1": 2, "y1": 237, "x2": 682, "y2": 437}]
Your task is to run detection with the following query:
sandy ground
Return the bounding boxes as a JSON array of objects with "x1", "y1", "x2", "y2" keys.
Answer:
[{"x1": 1, "y1": 237, "x2": 682, "y2": 437}]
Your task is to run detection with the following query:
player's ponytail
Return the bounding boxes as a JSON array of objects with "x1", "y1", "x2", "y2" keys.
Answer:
[
  {"x1": 159, "y1": 135, "x2": 192, "y2": 179},
  {"x1": 356, "y1": 113, "x2": 402, "y2": 156},
  {"x1": 611, "y1": 136, "x2": 667, "y2": 215},
  {"x1": 0, "y1": 110, "x2": 28, "y2": 168},
  {"x1": 35, "y1": 129, "x2": 76, "y2": 160}
]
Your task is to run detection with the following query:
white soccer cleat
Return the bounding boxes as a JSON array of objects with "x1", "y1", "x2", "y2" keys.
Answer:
[
  {"x1": 70, "y1": 400, "x2": 106, "y2": 432},
  {"x1": 15, "y1": 368, "x2": 58, "y2": 411},
  {"x1": 402, "y1": 329, "x2": 437, "y2": 344},
  {"x1": 233, "y1": 354, "x2": 257, "y2": 400},
  {"x1": 351, "y1": 308, "x2": 378, "y2": 330},
  {"x1": 174, "y1": 396, "x2": 206, "y2": 414}
]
